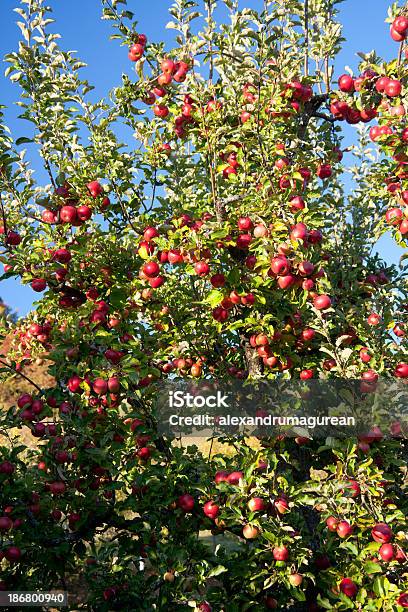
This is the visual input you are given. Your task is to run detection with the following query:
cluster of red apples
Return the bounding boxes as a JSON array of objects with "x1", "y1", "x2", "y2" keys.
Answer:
[{"x1": 40, "y1": 181, "x2": 109, "y2": 227}]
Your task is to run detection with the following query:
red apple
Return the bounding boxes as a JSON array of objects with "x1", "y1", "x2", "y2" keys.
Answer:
[
  {"x1": 375, "y1": 76, "x2": 390, "y2": 94},
  {"x1": 313, "y1": 294, "x2": 331, "y2": 310},
  {"x1": 326, "y1": 516, "x2": 338, "y2": 532},
  {"x1": 273, "y1": 545, "x2": 289, "y2": 561},
  {"x1": 394, "y1": 362, "x2": 408, "y2": 378},
  {"x1": 361, "y1": 370, "x2": 378, "y2": 383},
  {"x1": 87, "y1": 181, "x2": 103, "y2": 197},
  {"x1": 379, "y1": 543, "x2": 394, "y2": 562},
  {"x1": 359, "y1": 347, "x2": 372, "y2": 363},
  {"x1": 0, "y1": 461, "x2": 15, "y2": 475},
  {"x1": 342, "y1": 480, "x2": 360, "y2": 498},
  {"x1": 371, "y1": 523, "x2": 393, "y2": 543},
  {"x1": 149, "y1": 275, "x2": 165, "y2": 288},
  {"x1": 298, "y1": 261, "x2": 314, "y2": 276},
  {"x1": 242, "y1": 524, "x2": 259, "y2": 539},
  {"x1": 49, "y1": 481, "x2": 66, "y2": 495},
  {"x1": 247, "y1": 497, "x2": 266, "y2": 512},
  {"x1": 212, "y1": 306, "x2": 229, "y2": 322},
  {"x1": 137, "y1": 447, "x2": 151, "y2": 461},
  {"x1": 238, "y1": 217, "x2": 253, "y2": 231},
  {"x1": 227, "y1": 471, "x2": 244, "y2": 485},
  {"x1": 68, "y1": 374, "x2": 82, "y2": 393},
  {"x1": 203, "y1": 501, "x2": 219, "y2": 519},
  {"x1": 290, "y1": 223, "x2": 307, "y2": 241},
  {"x1": 214, "y1": 470, "x2": 229, "y2": 484},
  {"x1": 210, "y1": 273, "x2": 225, "y2": 288},
  {"x1": 129, "y1": 43, "x2": 144, "y2": 61},
  {"x1": 5, "y1": 230, "x2": 21, "y2": 245},
  {"x1": 108, "y1": 377, "x2": 120, "y2": 393},
  {"x1": 270, "y1": 256, "x2": 290, "y2": 276},
  {"x1": 17, "y1": 393, "x2": 33, "y2": 408},
  {"x1": 315, "y1": 554, "x2": 331, "y2": 570},
  {"x1": 317, "y1": 163, "x2": 332, "y2": 179},
  {"x1": 195, "y1": 261, "x2": 210, "y2": 276},
  {"x1": 385, "y1": 79, "x2": 402, "y2": 97},
  {"x1": 339, "y1": 578, "x2": 358, "y2": 599},
  {"x1": 274, "y1": 497, "x2": 289, "y2": 514},
  {"x1": 31, "y1": 278, "x2": 47, "y2": 292},
  {"x1": 0, "y1": 517, "x2": 13, "y2": 531},
  {"x1": 5, "y1": 546, "x2": 21, "y2": 563},
  {"x1": 254, "y1": 224, "x2": 268, "y2": 237},
  {"x1": 53, "y1": 248, "x2": 71, "y2": 263},
  {"x1": 144, "y1": 226, "x2": 159, "y2": 241},
  {"x1": 338, "y1": 74, "x2": 354, "y2": 92},
  {"x1": 385, "y1": 208, "x2": 403, "y2": 225},
  {"x1": 301, "y1": 328, "x2": 315, "y2": 341},
  {"x1": 177, "y1": 494, "x2": 194, "y2": 512},
  {"x1": 336, "y1": 520, "x2": 353, "y2": 538},
  {"x1": 288, "y1": 573, "x2": 303, "y2": 587},
  {"x1": 397, "y1": 593, "x2": 408, "y2": 608},
  {"x1": 393, "y1": 15, "x2": 408, "y2": 34},
  {"x1": 367, "y1": 313, "x2": 381, "y2": 326},
  {"x1": 93, "y1": 378, "x2": 108, "y2": 395},
  {"x1": 143, "y1": 261, "x2": 160, "y2": 278},
  {"x1": 161, "y1": 58, "x2": 175, "y2": 74},
  {"x1": 77, "y1": 205, "x2": 92, "y2": 221},
  {"x1": 278, "y1": 274, "x2": 295, "y2": 289},
  {"x1": 300, "y1": 369, "x2": 314, "y2": 380},
  {"x1": 236, "y1": 234, "x2": 251, "y2": 249},
  {"x1": 60, "y1": 205, "x2": 77, "y2": 223}
]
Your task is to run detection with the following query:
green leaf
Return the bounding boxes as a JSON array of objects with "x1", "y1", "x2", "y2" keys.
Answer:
[
  {"x1": 207, "y1": 565, "x2": 227, "y2": 578},
  {"x1": 110, "y1": 288, "x2": 127, "y2": 309},
  {"x1": 205, "y1": 290, "x2": 224, "y2": 307},
  {"x1": 15, "y1": 137, "x2": 33, "y2": 146},
  {"x1": 340, "y1": 541, "x2": 358, "y2": 556},
  {"x1": 9, "y1": 71, "x2": 22, "y2": 82},
  {"x1": 373, "y1": 576, "x2": 390, "y2": 598},
  {"x1": 364, "y1": 561, "x2": 382, "y2": 574}
]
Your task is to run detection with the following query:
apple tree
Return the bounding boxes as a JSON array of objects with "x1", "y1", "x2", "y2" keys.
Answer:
[{"x1": 0, "y1": 0, "x2": 407, "y2": 610}]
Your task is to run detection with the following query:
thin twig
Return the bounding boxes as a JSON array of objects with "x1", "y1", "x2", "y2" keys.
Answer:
[
  {"x1": 0, "y1": 198, "x2": 9, "y2": 250},
  {"x1": 255, "y1": 7, "x2": 270, "y2": 178},
  {"x1": 110, "y1": 177, "x2": 139, "y2": 233},
  {"x1": 150, "y1": 168, "x2": 157, "y2": 211},
  {"x1": 206, "y1": 0, "x2": 214, "y2": 83},
  {"x1": 304, "y1": 0, "x2": 309, "y2": 77},
  {"x1": 42, "y1": 154, "x2": 56, "y2": 189},
  {"x1": 397, "y1": 41, "x2": 404, "y2": 67},
  {"x1": 0, "y1": 358, "x2": 44, "y2": 394},
  {"x1": 324, "y1": 55, "x2": 330, "y2": 93}
]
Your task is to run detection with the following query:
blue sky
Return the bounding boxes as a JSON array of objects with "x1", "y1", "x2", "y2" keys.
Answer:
[{"x1": 0, "y1": 0, "x2": 404, "y2": 316}]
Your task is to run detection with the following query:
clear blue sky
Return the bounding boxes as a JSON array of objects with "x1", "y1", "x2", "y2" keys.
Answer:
[{"x1": 0, "y1": 0, "x2": 403, "y2": 316}]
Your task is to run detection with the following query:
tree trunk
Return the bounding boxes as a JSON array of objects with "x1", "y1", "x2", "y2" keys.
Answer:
[{"x1": 243, "y1": 340, "x2": 262, "y2": 378}]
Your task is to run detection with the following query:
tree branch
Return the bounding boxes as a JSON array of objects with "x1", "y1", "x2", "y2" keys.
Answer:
[
  {"x1": 298, "y1": 93, "x2": 330, "y2": 139},
  {"x1": 313, "y1": 111, "x2": 336, "y2": 123}
]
